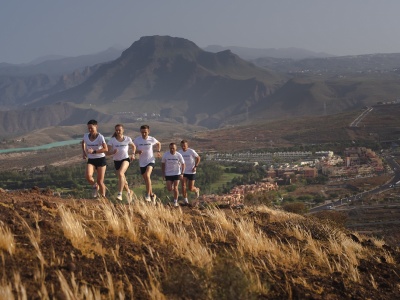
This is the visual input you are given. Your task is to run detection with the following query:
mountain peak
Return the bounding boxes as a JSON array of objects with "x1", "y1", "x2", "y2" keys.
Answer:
[{"x1": 121, "y1": 35, "x2": 201, "y2": 60}]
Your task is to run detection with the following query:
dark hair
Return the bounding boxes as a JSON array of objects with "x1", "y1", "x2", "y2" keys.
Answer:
[
  {"x1": 169, "y1": 142, "x2": 176, "y2": 147},
  {"x1": 181, "y1": 140, "x2": 188, "y2": 144},
  {"x1": 140, "y1": 125, "x2": 150, "y2": 130},
  {"x1": 87, "y1": 119, "x2": 98, "y2": 125}
]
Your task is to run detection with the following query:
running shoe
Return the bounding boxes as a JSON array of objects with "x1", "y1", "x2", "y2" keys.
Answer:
[
  {"x1": 150, "y1": 193, "x2": 157, "y2": 204},
  {"x1": 145, "y1": 195, "x2": 151, "y2": 202},
  {"x1": 92, "y1": 184, "x2": 98, "y2": 198},
  {"x1": 116, "y1": 193, "x2": 123, "y2": 201},
  {"x1": 173, "y1": 200, "x2": 179, "y2": 207}
]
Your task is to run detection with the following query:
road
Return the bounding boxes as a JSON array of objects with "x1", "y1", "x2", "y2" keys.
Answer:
[
  {"x1": 309, "y1": 152, "x2": 400, "y2": 213},
  {"x1": 349, "y1": 107, "x2": 373, "y2": 127}
]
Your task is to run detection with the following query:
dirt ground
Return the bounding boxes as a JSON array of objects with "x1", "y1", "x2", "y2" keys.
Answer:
[{"x1": 0, "y1": 188, "x2": 400, "y2": 299}]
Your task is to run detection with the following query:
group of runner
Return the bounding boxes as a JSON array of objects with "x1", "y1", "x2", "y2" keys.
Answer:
[{"x1": 81, "y1": 120, "x2": 200, "y2": 206}]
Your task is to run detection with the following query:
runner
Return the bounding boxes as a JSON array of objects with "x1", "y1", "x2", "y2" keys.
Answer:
[
  {"x1": 162, "y1": 143, "x2": 185, "y2": 207},
  {"x1": 133, "y1": 125, "x2": 161, "y2": 202},
  {"x1": 81, "y1": 119, "x2": 108, "y2": 198},
  {"x1": 107, "y1": 124, "x2": 136, "y2": 202},
  {"x1": 179, "y1": 140, "x2": 201, "y2": 204}
]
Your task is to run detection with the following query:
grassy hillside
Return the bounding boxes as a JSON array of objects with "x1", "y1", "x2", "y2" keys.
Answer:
[{"x1": 0, "y1": 189, "x2": 399, "y2": 299}]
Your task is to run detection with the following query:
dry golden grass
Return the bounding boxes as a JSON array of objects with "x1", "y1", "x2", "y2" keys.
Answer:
[
  {"x1": 285, "y1": 223, "x2": 311, "y2": 241},
  {"x1": 236, "y1": 258, "x2": 270, "y2": 295},
  {"x1": 100, "y1": 197, "x2": 124, "y2": 236},
  {"x1": 306, "y1": 235, "x2": 330, "y2": 269},
  {"x1": 171, "y1": 224, "x2": 214, "y2": 269},
  {"x1": 0, "y1": 223, "x2": 15, "y2": 255},
  {"x1": 0, "y1": 282, "x2": 14, "y2": 300},
  {"x1": 138, "y1": 257, "x2": 167, "y2": 300},
  {"x1": 382, "y1": 250, "x2": 395, "y2": 264},
  {"x1": 16, "y1": 212, "x2": 46, "y2": 270},
  {"x1": 235, "y1": 217, "x2": 269, "y2": 256},
  {"x1": 59, "y1": 205, "x2": 88, "y2": 246},
  {"x1": 200, "y1": 220, "x2": 228, "y2": 243},
  {"x1": 0, "y1": 190, "x2": 399, "y2": 299},
  {"x1": 147, "y1": 217, "x2": 171, "y2": 244},
  {"x1": 57, "y1": 270, "x2": 101, "y2": 300},
  {"x1": 205, "y1": 208, "x2": 235, "y2": 232},
  {"x1": 371, "y1": 237, "x2": 386, "y2": 248},
  {"x1": 120, "y1": 205, "x2": 140, "y2": 243},
  {"x1": 58, "y1": 205, "x2": 105, "y2": 258},
  {"x1": 254, "y1": 205, "x2": 304, "y2": 223},
  {"x1": 369, "y1": 274, "x2": 378, "y2": 290}
]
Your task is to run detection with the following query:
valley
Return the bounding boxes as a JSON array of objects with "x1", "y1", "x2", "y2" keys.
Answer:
[
  {"x1": 1, "y1": 103, "x2": 399, "y2": 249},
  {"x1": 2, "y1": 19, "x2": 400, "y2": 299}
]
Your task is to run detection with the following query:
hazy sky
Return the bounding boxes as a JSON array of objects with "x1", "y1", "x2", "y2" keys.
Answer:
[{"x1": 1, "y1": 0, "x2": 399, "y2": 64}]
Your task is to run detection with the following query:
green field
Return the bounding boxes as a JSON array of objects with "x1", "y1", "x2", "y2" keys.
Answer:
[{"x1": 209, "y1": 172, "x2": 240, "y2": 191}]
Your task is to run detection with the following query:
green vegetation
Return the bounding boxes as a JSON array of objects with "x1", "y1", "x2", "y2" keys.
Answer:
[
  {"x1": 0, "y1": 159, "x2": 339, "y2": 210},
  {"x1": 0, "y1": 161, "x2": 265, "y2": 201}
]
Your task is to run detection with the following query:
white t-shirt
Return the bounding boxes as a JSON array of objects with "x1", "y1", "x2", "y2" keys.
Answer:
[
  {"x1": 178, "y1": 148, "x2": 199, "y2": 174},
  {"x1": 162, "y1": 151, "x2": 185, "y2": 176},
  {"x1": 108, "y1": 136, "x2": 134, "y2": 161},
  {"x1": 83, "y1": 133, "x2": 106, "y2": 159},
  {"x1": 133, "y1": 136, "x2": 159, "y2": 167}
]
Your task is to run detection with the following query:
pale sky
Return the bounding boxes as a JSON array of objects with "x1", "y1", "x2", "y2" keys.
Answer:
[{"x1": 1, "y1": 0, "x2": 399, "y2": 64}]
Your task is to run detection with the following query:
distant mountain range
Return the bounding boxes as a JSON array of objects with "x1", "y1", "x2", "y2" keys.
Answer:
[
  {"x1": 0, "y1": 47, "x2": 122, "y2": 111},
  {"x1": 0, "y1": 47, "x2": 123, "y2": 76},
  {"x1": 251, "y1": 53, "x2": 400, "y2": 74},
  {"x1": 1, "y1": 36, "x2": 400, "y2": 137},
  {"x1": 204, "y1": 45, "x2": 333, "y2": 60}
]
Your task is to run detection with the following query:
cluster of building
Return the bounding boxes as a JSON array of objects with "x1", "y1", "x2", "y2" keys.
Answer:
[
  {"x1": 206, "y1": 151, "x2": 313, "y2": 164},
  {"x1": 265, "y1": 166, "x2": 318, "y2": 184},
  {"x1": 376, "y1": 99, "x2": 400, "y2": 105},
  {"x1": 198, "y1": 180, "x2": 279, "y2": 207},
  {"x1": 197, "y1": 147, "x2": 385, "y2": 207},
  {"x1": 317, "y1": 147, "x2": 384, "y2": 177},
  {"x1": 206, "y1": 148, "x2": 384, "y2": 184},
  {"x1": 266, "y1": 147, "x2": 384, "y2": 182}
]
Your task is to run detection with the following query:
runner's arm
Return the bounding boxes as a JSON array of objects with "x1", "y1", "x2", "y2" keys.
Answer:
[
  {"x1": 81, "y1": 140, "x2": 87, "y2": 159},
  {"x1": 193, "y1": 155, "x2": 201, "y2": 171},
  {"x1": 130, "y1": 143, "x2": 136, "y2": 160},
  {"x1": 155, "y1": 141, "x2": 161, "y2": 158}
]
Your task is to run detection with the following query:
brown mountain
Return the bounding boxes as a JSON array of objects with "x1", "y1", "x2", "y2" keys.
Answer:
[
  {"x1": 0, "y1": 36, "x2": 282, "y2": 135},
  {"x1": 4, "y1": 35, "x2": 400, "y2": 137},
  {"x1": 24, "y1": 35, "x2": 281, "y2": 130}
]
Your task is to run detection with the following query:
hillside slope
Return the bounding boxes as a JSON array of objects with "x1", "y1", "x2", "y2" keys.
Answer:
[
  {"x1": 0, "y1": 189, "x2": 399, "y2": 299},
  {"x1": 3, "y1": 36, "x2": 400, "y2": 136},
  {"x1": 28, "y1": 36, "x2": 281, "y2": 129}
]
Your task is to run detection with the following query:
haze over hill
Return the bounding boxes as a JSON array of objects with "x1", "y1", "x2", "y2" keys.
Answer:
[
  {"x1": 0, "y1": 47, "x2": 123, "y2": 76},
  {"x1": 0, "y1": 47, "x2": 123, "y2": 111},
  {"x1": 1, "y1": 35, "x2": 400, "y2": 138},
  {"x1": 252, "y1": 53, "x2": 400, "y2": 74},
  {"x1": 0, "y1": 36, "x2": 283, "y2": 135},
  {"x1": 204, "y1": 45, "x2": 334, "y2": 60}
]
